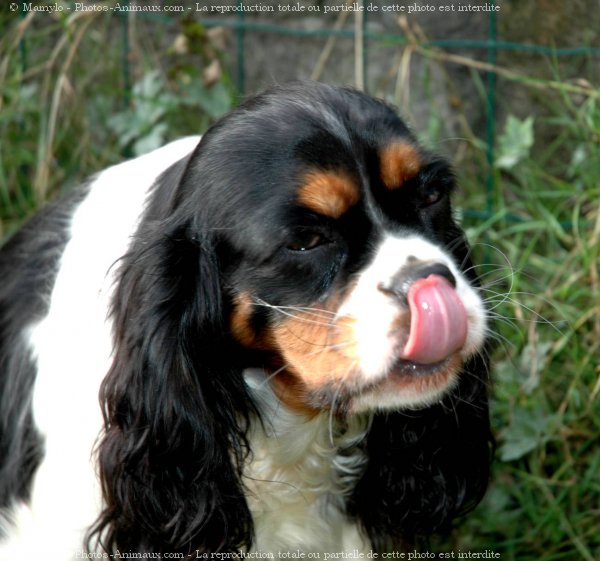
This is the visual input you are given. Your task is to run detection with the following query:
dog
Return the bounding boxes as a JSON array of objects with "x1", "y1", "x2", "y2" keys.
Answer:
[{"x1": 0, "y1": 82, "x2": 493, "y2": 558}]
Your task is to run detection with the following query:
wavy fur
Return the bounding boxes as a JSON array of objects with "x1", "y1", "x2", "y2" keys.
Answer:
[{"x1": 0, "y1": 82, "x2": 493, "y2": 557}]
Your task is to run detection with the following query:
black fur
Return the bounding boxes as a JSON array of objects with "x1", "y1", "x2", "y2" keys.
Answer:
[
  {"x1": 90, "y1": 221, "x2": 256, "y2": 553},
  {"x1": 348, "y1": 354, "x2": 492, "y2": 550}
]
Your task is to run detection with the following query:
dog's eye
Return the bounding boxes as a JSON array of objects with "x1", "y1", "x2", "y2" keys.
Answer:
[
  {"x1": 421, "y1": 185, "x2": 444, "y2": 207},
  {"x1": 287, "y1": 232, "x2": 327, "y2": 252}
]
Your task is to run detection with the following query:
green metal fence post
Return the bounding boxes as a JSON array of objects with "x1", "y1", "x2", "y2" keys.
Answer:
[
  {"x1": 485, "y1": 1, "x2": 498, "y2": 219},
  {"x1": 236, "y1": 1, "x2": 246, "y2": 94}
]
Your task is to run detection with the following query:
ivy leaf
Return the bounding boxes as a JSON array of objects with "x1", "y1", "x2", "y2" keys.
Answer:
[
  {"x1": 499, "y1": 406, "x2": 558, "y2": 462},
  {"x1": 496, "y1": 115, "x2": 534, "y2": 170}
]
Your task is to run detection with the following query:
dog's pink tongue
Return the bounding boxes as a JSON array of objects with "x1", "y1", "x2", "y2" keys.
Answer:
[{"x1": 401, "y1": 275, "x2": 468, "y2": 364}]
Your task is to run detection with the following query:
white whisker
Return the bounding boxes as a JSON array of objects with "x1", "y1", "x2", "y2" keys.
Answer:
[{"x1": 252, "y1": 297, "x2": 340, "y2": 327}]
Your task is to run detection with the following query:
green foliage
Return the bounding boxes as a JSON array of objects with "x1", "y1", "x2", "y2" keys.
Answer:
[
  {"x1": 495, "y1": 115, "x2": 535, "y2": 170},
  {"x1": 107, "y1": 70, "x2": 179, "y2": 157},
  {"x1": 0, "y1": 11, "x2": 234, "y2": 238},
  {"x1": 459, "y1": 93, "x2": 600, "y2": 561},
  {"x1": 106, "y1": 70, "x2": 232, "y2": 157}
]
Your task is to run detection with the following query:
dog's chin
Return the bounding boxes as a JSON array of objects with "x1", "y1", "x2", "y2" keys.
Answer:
[
  {"x1": 286, "y1": 352, "x2": 463, "y2": 416},
  {"x1": 348, "y1": 355, "x2": 462, "y2": 414}
]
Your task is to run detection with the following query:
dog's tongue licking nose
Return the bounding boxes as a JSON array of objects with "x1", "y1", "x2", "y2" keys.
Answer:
[{"x1": 401, "y1": 275, "x2": 468, "y2": 364}]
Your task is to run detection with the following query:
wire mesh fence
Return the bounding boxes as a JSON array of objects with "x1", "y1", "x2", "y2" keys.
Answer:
[
  {"x1": 6, "y1": 0, "x2": 600, "y2": 224},
  {"x1": 103, "y1": 1, "x2": 600, "y2": 220}
]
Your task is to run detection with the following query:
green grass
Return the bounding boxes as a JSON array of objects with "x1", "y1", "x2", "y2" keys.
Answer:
[
  {"x1": 1, "y1": 9, "x2": 599, "y2": 561},
  {"x1": 456, "y1": 86, "x2": 600, "y2": 561}
]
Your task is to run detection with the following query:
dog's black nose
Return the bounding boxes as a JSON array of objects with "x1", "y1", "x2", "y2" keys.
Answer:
[
  {"x1": 409, "y1": 262, "x2": 456, "y2": 287},
  {"x1": 378, "y1": 261, "x2": 456, "y2": 303}
]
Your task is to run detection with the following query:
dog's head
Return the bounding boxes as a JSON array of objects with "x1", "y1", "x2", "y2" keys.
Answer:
[
  {"x1": 96, "y1": 82, "x2": 492, "y2": 553},
  {"x1": 175, "y1": 82, "x2": 487, "y2": 415}
]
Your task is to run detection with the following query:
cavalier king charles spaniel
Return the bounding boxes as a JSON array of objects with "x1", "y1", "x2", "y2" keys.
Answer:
[{"x1": 0, "y1": 82, "x2": 492, "y2": 559}]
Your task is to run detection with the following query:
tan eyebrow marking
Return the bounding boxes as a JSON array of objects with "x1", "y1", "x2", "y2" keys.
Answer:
[
  {"x1": 297, "y1": 171, "x2": 360, "y2": 219},
  {"x1": 379, "y1": 142, "x2": 421, "y2": 190}
]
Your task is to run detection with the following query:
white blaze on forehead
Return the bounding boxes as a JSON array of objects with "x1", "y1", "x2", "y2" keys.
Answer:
[{"x1": 337, "y1": 233, "x2": 487, "y2": 382}]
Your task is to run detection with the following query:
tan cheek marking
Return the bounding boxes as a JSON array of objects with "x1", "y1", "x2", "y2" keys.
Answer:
[
  {"x1": 271, "y1": 310, "x2": 360, "y2": 391},
  {"x1": 230, "y1": 293, "x2": 273, "y2": 350},
  {"x1": 297, "y1": 171, "x2": 360, "y2": 218},
  {"x1": 269, "y1": 370, "x2": 322, "y2": 418},
  {"x1": 379, "y1": 142, "x2": 421, "y2": 190}
]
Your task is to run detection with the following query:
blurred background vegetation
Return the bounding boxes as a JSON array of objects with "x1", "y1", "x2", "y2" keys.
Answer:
[{"x1": 0, "y1": 1, "x2": 598, "y2": 560}]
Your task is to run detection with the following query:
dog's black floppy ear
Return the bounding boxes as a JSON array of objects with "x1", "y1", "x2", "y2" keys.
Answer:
[
  {"x1": 89, "y1": 161, "x2": 255, "y2": 554},
  {"x1": 349, "y1": 354, "x2": 493, "y2": 551}
]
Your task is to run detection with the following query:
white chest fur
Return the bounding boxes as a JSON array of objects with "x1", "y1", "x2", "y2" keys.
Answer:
[{"x1": 244, "y1": 371, "x2": 371, "y2": 554}]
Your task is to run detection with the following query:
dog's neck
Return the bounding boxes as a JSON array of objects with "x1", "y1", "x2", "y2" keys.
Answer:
[{"x1": 243, "y1": 369, "x2": 371, "y2": 552}]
